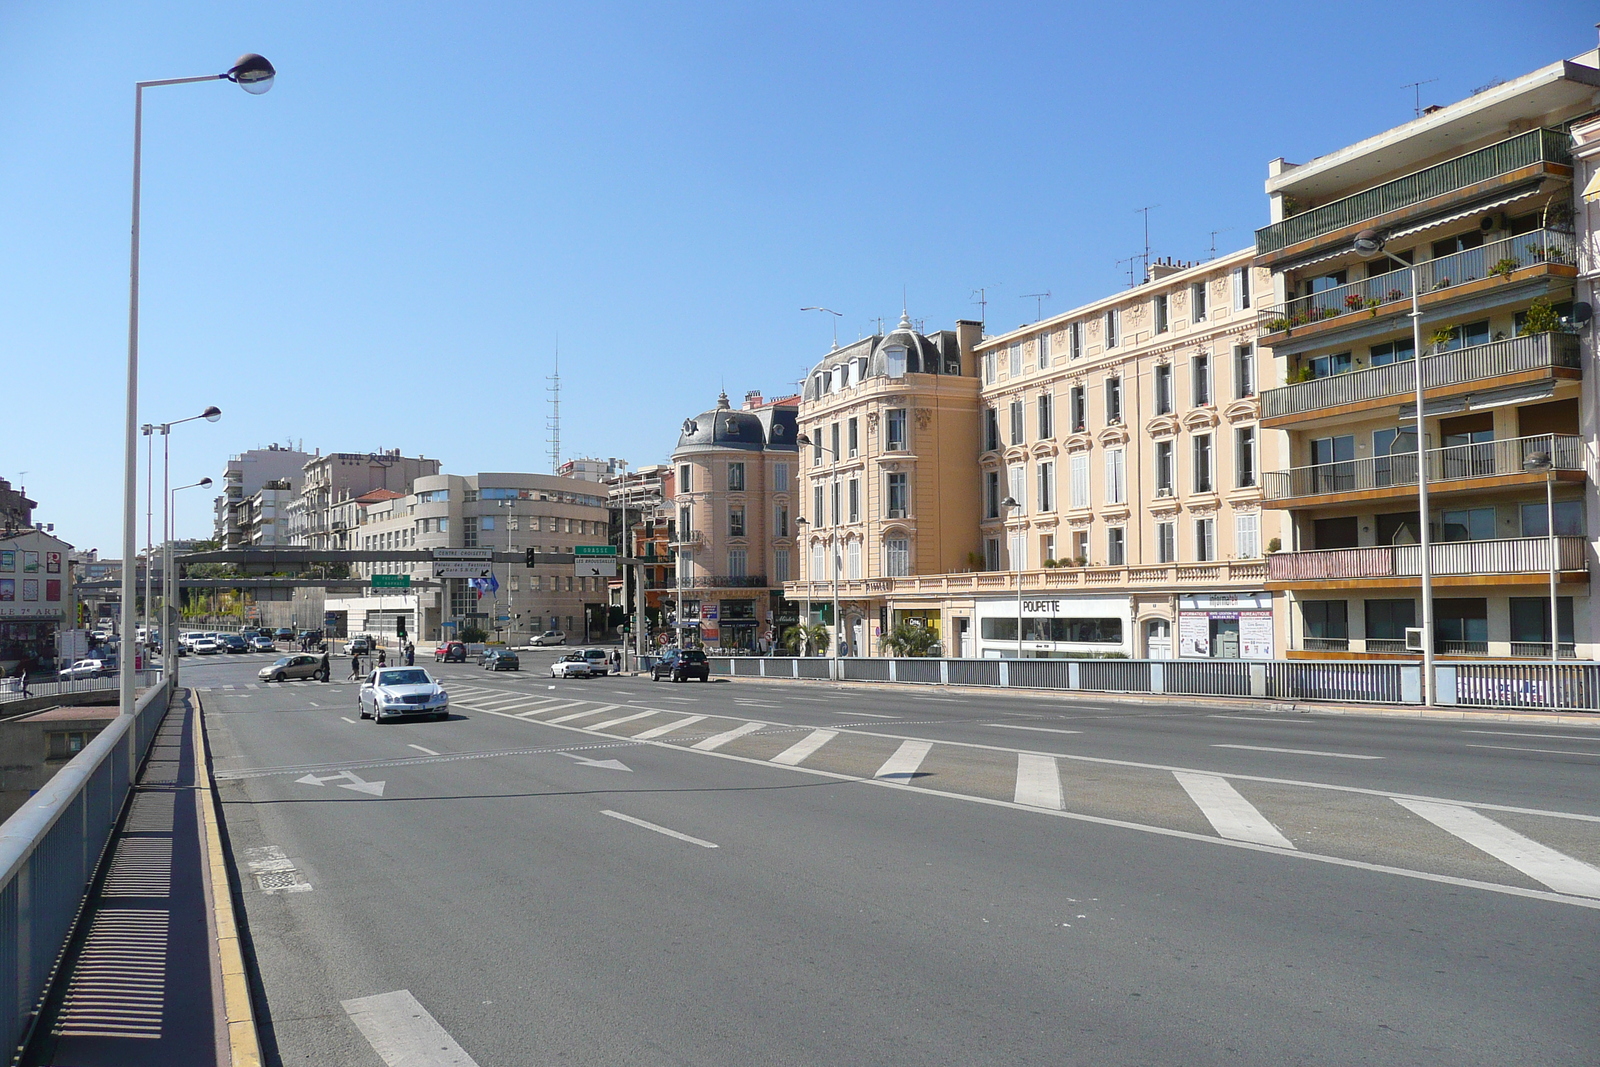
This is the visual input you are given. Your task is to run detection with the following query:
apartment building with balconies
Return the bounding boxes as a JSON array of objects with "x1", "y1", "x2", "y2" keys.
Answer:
[
  {"x1": 670, "y1": 391, "x2": 800, "y2": 651},
  {"x1": 212, "y1": 445, "x2": 314, "y2": 547},
  {"x1": 295, "y1": 450, "x2": 441, "y2": 552},
  {"x1": 1255, "y1": 48, "x2": 1600, "y2": 659}
]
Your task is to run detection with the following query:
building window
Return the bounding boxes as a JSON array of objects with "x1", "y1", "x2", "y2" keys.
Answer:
[
  {"x1": 983, "y1": 351, "x2": 998, "y2": 384},
  {"x1": 1154, "y1": 293, "x2": 1169, "y2": 334},
  {"x1": 1037, "y1": 461, "x2": 1054, "y2": 512},
  {"x1": 1037, "y1": 332, "x2": 1051, "y2": 368},
  {"x1": 729, "y1": 506, "x2": 745, "y2": 537},
  {"x1": 830, "y1": 481, "x2": 841, "y2": 526},
  {"x1": 1105, "y1": 449, "x2": 1126, "y2": 504},
  {"x1": 886, "y1": 473, "x2": 908, "y2": 518},
  {"x1": 1510, "y1": 596, "x2": 1574, "y2": 649},
  {"x1": 1234, "y1": 511, "x2": 1261, "y2": 557},
  {"x1": 985, "y1": 471, "x2": 1001, "y2": 519},
  {"x1": 773, "y1": 462, "x2": 790, "y2": 492},
  {"x1": 678, "y1": 465, "x2": 692, "y2": 492},
  {"x1": 1008, "y1": 343, "x2": 1023, "y2": 378},
  {"x1": 1193, "y1": 434, "x2": 1214, "y2": 493},
  {"x1": 846, "y1": 540, "x2": 862, "y2": 579},
  {"x1": 1440, "y1": 507, "x2": 1495, "y2": 542},
  {"x1": 847, "y1": 418, "x2": 859, "y2": 457},
  {"x1": 1234, "y1": 345, "x2": 1255, "y2": 398},
  {"x1": 811, "y1": 486, "x2": 823, "y2": 527},
  {"x1": 1072, "y1": 530, "x2": 1089, "y2": 562},
  {"x1": 463, "y1": 517, "x2": 479, "y2": 548},
  {"x1": 1233, "y1": 265, "x2": 1251, "y2": 310},
  {"x1": 1195, "y1": 517, "x2": 1216, "y2": 561},
  {"x1": 1107, "y1": 527, "x2": 1126, "y2": 566},
  {"x1": 1521, "y1": 500, "x2": 1585, "y2": 536},
  {"x1": 728, "y1": 462, "x2": 745, "y2": 491},
  {"x1": 1068, "y1": 385, "x2": 1086, "y2": 433},
  {"x1": 1303, "y1": 600, "x2": 1349, "y2": 645},
  {"x1": 1191, "y1": 281, "x2": 1208, "y2": 321},
  {"x1": 1009, "y1": 400, "x2": 1025, "y2": 445},
  {"x1": 811, "y1": 543, "x2": 826, "y2": 580},
  {"x1": 1068, "y1": 321, "x2": 1083, "y2": 359},
  {"x1": 1155, "y1": 364, "x2": 1173, "y2": 414},
  {"x1": 886, "y1": 408, "x2": 907, "y2": 451},
  {"x1": 811, "y1": 432, "x2": 823, "y2": 466},
  {"x1": 984, "y1": 408, "x2": 1000, "y2": 452},
  {"x1": 884, "y1": 345, "x2": 907, "y2": 378},
  {"x1": 481, "y1": 516, "x2": 495, "y2": 532},
  {"x1": 774, "y1": 548, "x2": 790, "y2": 583},
  {"x1": 1236, "y1": 427, "x2": 1256, "y2": 488},
  {"x1": 1104, "y1": 308, "x2": 1120, "y2": 348},
  {"x1": 1308, "y1": 351, "x2": 1353, "y2": 379},
  {"x1": 728, "y1": 548, "x2": 747, "y2": 577},
  {"x1": 984, "y1": 538, "x2": 1001, "y2": 571},
  {"x1": 1156, "y1": 441, "x2": 1174, "y2": 493},
  {"x1": 1037, "y1": 393, "x2": 1053, "y2": 439},
  {"x1": 1106, "y1": 376, "x2": 1122, "y2": 424},
  {"x1": 1069, "y1": 453, "x2": 1089, "y2": 509},
  {"x1": 437, "y1": 517, "x2": 448, "y2": 533},
  {"x1": 848, "y1": 478, "x2": 861, "y2": 523},
  {"x1": 775, "y1": 504, "x2": 789, "y2": 538},
  {"x1": 1157, "y1": 521, "x2": 1176, "y2": 563},
  {"x1": 1008, "y1": 465, "x2": 1026, "y2": 514},
  {"x1": 830, "y1": 422, "x2": 841, "y2": 461},
  {"x1": 1192, "y1": 353, "x2": 1211, "y2": 406},
  {"x1": 885, "y1": 538, "x2": 910, "y2": 577}
]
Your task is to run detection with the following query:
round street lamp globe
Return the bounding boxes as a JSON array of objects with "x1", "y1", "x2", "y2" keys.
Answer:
[
  {"x1": 203, "y1": 406, "x2": 222, "y2": 422},
  {"x1": 199, "y1": 477, "x2": 214, "y2": 488},
  {"x1": 1353, "y1": 228, "x2": 1385, "y2": 258},
  {"x1": 227, "y1": 54, "x2": 276, "y2": 94}
]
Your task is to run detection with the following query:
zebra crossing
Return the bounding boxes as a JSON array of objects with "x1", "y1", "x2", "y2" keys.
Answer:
[
  {"x1": 194, "y1": 680, "x2": 354, "y2": 692},
  {"x1": 442, "y1": 684, "x2": 1600, "y2": 906}
]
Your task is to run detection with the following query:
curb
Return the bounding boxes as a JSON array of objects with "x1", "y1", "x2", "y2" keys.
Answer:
[
  {"x1": 714, "y1": 673, "x2": 1600, "y2": 728},
  {"x1": 192, "y1": 691, "x2": 264, "y2": 1067}
]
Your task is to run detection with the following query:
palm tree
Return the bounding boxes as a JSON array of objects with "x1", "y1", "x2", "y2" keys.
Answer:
[
  {"x1": 781, "y1": 623, "x2": 830, "y2": 656},
  {"x1": 881, "y1": 621, "x2": 939, "y2": 657}
]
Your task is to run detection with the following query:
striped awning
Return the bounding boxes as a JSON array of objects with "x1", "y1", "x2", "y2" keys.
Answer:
[{"x1": 1385, "y1": 188, "x2": 1547, "y2": 240}]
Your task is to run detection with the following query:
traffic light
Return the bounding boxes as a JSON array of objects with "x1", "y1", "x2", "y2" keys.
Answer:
[
  {"x1": 525, "y1": 547, "x2": 538, "y2": 567},
  {"x1": 396, "y1": 616, "x2": 407, "y2": 639}
]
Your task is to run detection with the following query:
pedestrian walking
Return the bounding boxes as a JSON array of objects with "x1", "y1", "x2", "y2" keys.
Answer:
[
  {"x1": 349, "y1": 652, "x2": 362, "y2": 680},
  {"x1": 319, "y1": 652, "x2": 330, "y2": 682},
  {"x1": 377, "y1": 647, "x2": 388, "y2": 668},
  {"x1": 404, "y1": 642, "x2": 415, "y2": 667}
]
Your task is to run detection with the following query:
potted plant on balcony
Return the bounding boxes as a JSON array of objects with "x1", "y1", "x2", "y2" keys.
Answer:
[
  {"x1": 1344, "y1": 292, "x2": 1367, "y2": 312},
  {"x1": 1428, "y1": 326, "x2": 1455, "y2": 353},
  {"x1": 1266, "y1": 537, "x2": 1282, "y2": 554},
  {"x1": 1386, "y1": 287, "x2": 1406, "y2": 302},
  {"x1": 1490, "y1": 257, "x2": 1520, "y2": 279},
  {"x1": 1264, "y1": 316, "x2": 1291, "y2": 333},
  {"x1": 1517, "y1": 296, "x2": 1562, "y2": 337}
]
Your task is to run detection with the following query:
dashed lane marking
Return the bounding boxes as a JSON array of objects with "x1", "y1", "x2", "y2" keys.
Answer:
[
  {"x1": 1466, "y1": 744, "x2": 1600, "y2": 758},
  {"x1": 1212, "y1": 744, "x2": 1383, "y2": 760},
  {"x1": 987, "y1": 723, "x2": 1082, "y2": 736},
  {"x1": 1462, "y1": 729, "x2": 1600, "y2": 741}
]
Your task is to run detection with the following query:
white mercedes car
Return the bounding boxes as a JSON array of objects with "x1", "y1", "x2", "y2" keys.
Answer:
[{"x1": 358, "y1": 667, "x2": 450, "y2": 723}]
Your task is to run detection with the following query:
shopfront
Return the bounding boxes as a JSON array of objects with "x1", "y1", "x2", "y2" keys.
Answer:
[
  {"x1": 0, "y1": 531, "x2": 74, "y2": 673},
  {"x1": 974, "y1": 595, "x2": 1131, "y2": 659},
  {"x1": 1177, "y1": 592, "x2": 1274, "y2": 659}
]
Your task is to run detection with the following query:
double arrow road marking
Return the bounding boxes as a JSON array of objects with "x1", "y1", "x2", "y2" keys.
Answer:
[{"x1": 295, "y1": 769, "x2": 386, "y2": 796}]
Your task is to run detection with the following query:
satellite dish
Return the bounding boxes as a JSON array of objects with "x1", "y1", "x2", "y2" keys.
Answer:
[{"x1": 681, "y1": 418, "x2": 698, "y2": 435}]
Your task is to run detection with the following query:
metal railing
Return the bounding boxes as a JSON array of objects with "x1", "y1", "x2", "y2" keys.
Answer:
[
  {"x1": 1261, "y1": 230, "x2": 1574, "y2": 334},
  {"x1": 0, "y1": 670, "x2": 162, "y2": 709},
  {"x1": 783, "y1": 558, "x2": 1270, "y2": 600},
  {"x1": 1255, "y1": 128, "x2": 1570, "y2": 254},
  {"x1": 1267, "y1": 535, "x2": 1586, "y2": 582},
  {"x1": 1264, "y1": 432, "x2": 1583, "y2": 500},
  {"x1": 681, "y1": 575, "x2": 770, "y2": 589},
  {"x1": 1261, "y1": 332, "x2": 1579, "y2": 421},
  {"x1": 0, "y1": 677, "x2": 172, "y2": 1055}
]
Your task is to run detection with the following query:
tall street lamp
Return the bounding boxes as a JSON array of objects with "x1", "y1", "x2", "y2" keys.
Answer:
[
  {"x1": 156, "y1": 406, "x2": 222, "y2": 674},
  {"x1": 1001, "y1": 496, "x2": 1024, "y2": 659},
  {"x1": 794, "y1": 516, "x2": 813, "y2": 654},
  {"x1": 119, "y1": 54, "x2": 274, "y2": 717},
  {"x1": 1353, "y1": 228, "x2": 1434, "y2": 706},
  {"x1": 168, "y1": 477, "x2": 213, "y2": 682},
  {"x1": 795, "y1": 433, "x2": 843, "y2": 667},
  {"x1": 1523, "y1": 448, "x2": 1562, "y2": 704}
]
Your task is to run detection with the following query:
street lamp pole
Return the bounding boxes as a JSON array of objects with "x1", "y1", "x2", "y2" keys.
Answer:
[
  {"x1": 796, "y1": 433, "x2": 845, "y2": 667},
  {"x1": 119, "y1": 54, "x2": 274, "y2": 717},
  {"x1": 1524, "y1": 448, "x2": 1561, "y2": 706},
  {"x1": 157, "y1": 406, "x2": 220, "y2": 676},
  {"x1": 168, "y1": 478, "x2": 212, "y2": 684},
  {"x1": 795, "y1": 516, "x2": 812, "y2": 654},
  {"x1": 1355, "y1": 230, "x2": 1433, "y2": 706},
  {"x1": 1001, "y1": 496, "x2": 1023, "y2": 659}
]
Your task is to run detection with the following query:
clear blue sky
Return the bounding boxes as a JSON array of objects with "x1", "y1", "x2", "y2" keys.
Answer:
[{"x1": 0, "y1": 0, "x2": 1586, "y2": 553}]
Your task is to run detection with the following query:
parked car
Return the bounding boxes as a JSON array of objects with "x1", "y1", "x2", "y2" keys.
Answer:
[
  {"x1": 579, "y1": 649, "x2": 613, "y2": 676},
  {"x1": 220, "y1": 634, "x2": 249, "y2": 654},
  {"x1": 358, "y1": 667, "x2": 450, "y2": 722},
  {"x1": 192, "y1": 637, "x2": 223, "y2": 656},
  {"x1": 480, "y1": 648, "x2": 520, "y2": 671},
  {"x1": 249, "y1": 635, "x2": 277, "y2": 652},
  {"x1": 274, "y1": 627, "x2": 295, "y2": 641},
  {"x1": 345, "y1": 636, "x2": 374, "y2": 656},
  {"x1": 531, "y1": 630, "x2": 567, "y2": 646},
  {"x1": 550, "y1": 653, "x2": 598, "y2": 678},
  {"x1": 59, "y1": 659, "x2": 110, "y2": 680},
  {"x1": 651, "y1": 648, "x2": 710, "y2": 682},
  {"x1": 259, "y1": 654, "x2": 329, "y2": 683},
  {"x1": 434, "y1": 641, "x2": 467, "y2": 663}
]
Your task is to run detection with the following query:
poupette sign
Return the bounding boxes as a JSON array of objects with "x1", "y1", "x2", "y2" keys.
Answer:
[{"x1": 1019, "y1": 598, "x2": 1067, "y2": 617}]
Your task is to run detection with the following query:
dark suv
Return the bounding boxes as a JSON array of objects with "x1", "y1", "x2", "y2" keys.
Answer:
[
  {"x1": 435, "y1": 641, "x2": 467, "y2": 663},
  {"x1": 651, "y1": 648, "x2": 710, "y2": 683}
]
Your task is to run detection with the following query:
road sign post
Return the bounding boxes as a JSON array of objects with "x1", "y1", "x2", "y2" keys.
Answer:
[
  {"x1": 574, "y1": 544, "x2": 618, "y2": 578},
  {"x1": 371, "y1": 574, "x2": 411, "y2": 589}
]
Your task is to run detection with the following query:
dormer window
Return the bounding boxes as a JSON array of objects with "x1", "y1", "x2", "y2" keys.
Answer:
[{"x1": 884, "y1": 345, "x2": 907, "y2": 379}]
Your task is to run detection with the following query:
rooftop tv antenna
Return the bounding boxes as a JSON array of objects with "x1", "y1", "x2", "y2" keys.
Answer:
[
  {"x1": 547, "y1": 342, "x2": 561, "y2": 474},
  {"x1": 1134, "y1": 204, "x2": 1159, "y2": 281},
  {"x1": 971, "y1": 285, "x2": 1001, "y2": 329},
  {"x1": 1020, "y1": 292, "x2": 1051, "y2": 322},
  {"x1": 1114, "y1": 254, "x2": 1142, "y2": 288},
  {"x1": 1402, "y1": 78, "x2": 1439, "y2": 118},
  {"x1": 1208, "y1": 228, "x2": 1233, "y2": 258}
]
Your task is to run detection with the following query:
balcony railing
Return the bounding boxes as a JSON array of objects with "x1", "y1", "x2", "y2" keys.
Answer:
[
  {"x1": 1260, "y1": 229, "x2": 1574, "y2": 335},
  {"x1": 672, "y1": 530, "x2": 704, "y2": 547},
  {"x1": 1255, "y1": 128, "x2": 1570, "y2": 255},
  {"x1": 1264, "y1": 433, "x2": 1583, "y2": 501},
  {"x1": 683, "y1": 575, "x2": 769, "y2": 588},
  {"x1": 1267, "y1": 535, "x2": 1587, "y2": 582},
  {"x1": 1261, "y1": 331, "x2": 1579, "y2": 422},
  {"x1": 785, "y1": 558, "x2": 1269, "y2": 599}
]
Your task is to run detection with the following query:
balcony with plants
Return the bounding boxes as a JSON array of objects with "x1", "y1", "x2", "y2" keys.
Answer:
[
  {"x1": 1266, "y1": 535, "x2": 1587, "y2": 586},
  {"x1": 1255, "y1": 127, "x2": 1571, "y2": 260},
  {"x1": 1262, "y1": 432, "x2": 1584, "y2": 506}
]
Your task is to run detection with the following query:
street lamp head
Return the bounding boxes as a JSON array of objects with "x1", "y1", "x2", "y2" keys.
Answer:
[
  {"x1": 198, "y1": 477, "x2": 213, "y2": 488},
  {"x1": 226, "y1": 54, "x2": 275, "y2": 94},
  {"x1": 1352, "y1": 228, "x2": 1386, "y2": 258},
  {"x1": 795, "y1": 432, "x2": 812, "y2": 446},
  {"x1": 202, "y1": 406, "x2": 222, "y2": 422},
  {"x1": 1523, "y1": 450, "x2": 1554, "y2": 473},
  {"x1": 794, "y1": 516, "x2": 810, "y2": 527},
  {"x1": 1001, "y1": 496, "x2": 1019, "y2": 509}
]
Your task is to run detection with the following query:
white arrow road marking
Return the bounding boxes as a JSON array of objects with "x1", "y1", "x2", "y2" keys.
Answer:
[
  {"x1": 602, "y1": 810, "x2": 718, "y2": 848},
  {"x1": 1174, "y1": 772, "x2": 1295, "y2": 849},
  {"x1": 555, "y1": 752, "x2": 633, "y2": 772},
  {"x1": 1395, "y1": 799, "x2": 1600, "y2": 898},
  {"x1": 343, "y1": 990, "x2": 481, "y2": 1067},
  {"x1": 295, "y1": 770, "x2": 386, "y2": 796}
]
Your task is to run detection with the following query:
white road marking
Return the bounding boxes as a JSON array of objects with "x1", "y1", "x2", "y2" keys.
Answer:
[
  {"x1": 692, "y1": 722, "x2": 766, "y2": 751},
  {"x1": 734, "y1": 700, "x2": 782, "y2": 707},
  {"x1": 1395, "y1": 799, "x2": 1600, "y2": 898},
  {"x1": 1466, "y1": 744, "x2": 1600, "y2": 758},
  {"x1": 1463, "y1": 730, "x2": 1600, "y2": 741},
  {"x1": 875, "y1": 739, "x2": 933, "y2": 781},
  {"x1": 660, "y1": 696, "x2": 700, "y2": 702},
  {"x1": 517, "y1": 701, "x2": 586, "y2": 718},
  {"x1": 340, "y1": 717, "x2": 356, "y2": 724},
  {"x1": 1174, "y1": 772, "x2": 1296, "y2": 849},
  {"x1": 1207, "y1": 714, "x2": 1313, "y2": 724},
  {"x1": 1014, "y1": 753, "x2": 1064, "y2": 809},
  {"x1": 1212, "y1": 744, "x2": 1383, "y2": 760},
  {"x1": 833, "y1": 710, "x2": 899, "y2": 719},
  {"x1": 343, "y1": 989, "x2": 482, "y2": 1067},
  {"x1": 601, "y1": 809, "x2": 718, "y2": 848},
  {"x1": 548, "y1": 704, "x2": 619, "y2": 724},
  {"x1": 295, "y1": 769, "x2": 385, "y2": 797},
  {"x1": 408, "y1": 744, "x2": 439, "y2": 756},
  {"x1": 308, "y1": 702, "x2": 320, "y2": 707},
  {"x1": 771, "y1": 729, "x2": 837, "y2": 766},
  {"x1": 246, "y1": 683, "x2": 259, "y2": 689},
  {"x1": 586, "y1": 710, "x2": 658, "y2": 731},
  {"x1": 634, "y1": 715, "x2": 707, "y2": 740},
  {"x1": 987, "y1": 723, "x2": 1082, "y2": 736}
]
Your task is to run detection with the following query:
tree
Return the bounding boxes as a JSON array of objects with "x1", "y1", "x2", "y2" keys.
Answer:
[
  {"x1": 881, "y1": 620, "x2": 940, "y2": 657},
  {"x1": 459, "y1": 625, "x2": 488, "y2": 643},
  {"x1": 782, "y1": 623, "x2": 829, "y2": 656}
]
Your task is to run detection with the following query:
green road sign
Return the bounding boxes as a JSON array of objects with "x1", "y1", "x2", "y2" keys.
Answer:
[
  {"x1": 371, "y1": 574, "x2": 412, "y2": 589},
  {"x1": 574, "y1": 545, "x2": 618, "y2": 556}
]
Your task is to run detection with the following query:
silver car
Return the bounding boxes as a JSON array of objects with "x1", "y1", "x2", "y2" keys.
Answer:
[{"x1": 358, "y1": 668, "x2": 449, "y2": 723}]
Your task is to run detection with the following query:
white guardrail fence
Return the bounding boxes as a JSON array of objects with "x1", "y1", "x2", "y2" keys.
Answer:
[
  {"x1": 704, "y1": 656, "x2": 1600, "y2": 712},
  {"x1": 0, "y1": 670, "x2": 162, "y2": 710},
  {"x1": 0, "y1": 676, "x2": 173, "y2": 1055}
]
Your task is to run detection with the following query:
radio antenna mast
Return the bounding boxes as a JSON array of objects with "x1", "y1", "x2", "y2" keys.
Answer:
[
  {"x1": 1402, "y1": 78, "x2": 1439, "y2": 118},
  {"x1": 547, "y1": 341, "x2": 561, "y2": 474},
  {"x1": 1020, "y1": 292, "x2": 1051, "y2": 322}
]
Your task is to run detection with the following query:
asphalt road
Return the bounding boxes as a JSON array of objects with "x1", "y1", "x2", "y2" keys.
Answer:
[{"x1": 187, "y1": 650, "x2": 1600, "y2": 1066}]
